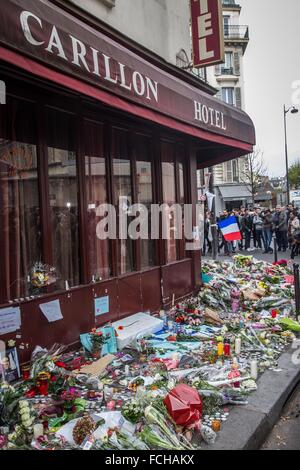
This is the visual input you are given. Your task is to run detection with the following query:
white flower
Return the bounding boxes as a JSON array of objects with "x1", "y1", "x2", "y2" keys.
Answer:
[
  {"x1": 7, "y1": 442, "x2": 17, "y2": 449},
  {"x1": 21, "y1": 411, "x2": 30, "y2": 421},
  {"x1": 23, "y1": 418, "x2": 33, "y2": 428},
  {"x1": 19, "y1": 400, "x2": 29, "y2": 409},
  {"x1": 8, "y1": 432, "x2": 16, "y2": 441}
]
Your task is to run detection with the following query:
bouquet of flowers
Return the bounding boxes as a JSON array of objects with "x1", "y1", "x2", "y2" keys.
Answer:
[{"x1": 30, "y1": 262, "x2": 58, "y2": 288}]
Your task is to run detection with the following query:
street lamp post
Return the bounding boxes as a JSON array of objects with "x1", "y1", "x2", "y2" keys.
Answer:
[{"x1": 284, "y1": 105, "x2": 298, "y2": 205}]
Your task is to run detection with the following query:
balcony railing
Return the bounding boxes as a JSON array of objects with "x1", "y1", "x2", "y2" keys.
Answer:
[
  {"x1": 222, "y1": 1, "x2": 241, "y2": 8},
  {"x1": 220, "y1": 67, "x2": 234, "y2": 75},
  {"x1": 224, "y1": 25, "x2": 249, "y2": 40}
]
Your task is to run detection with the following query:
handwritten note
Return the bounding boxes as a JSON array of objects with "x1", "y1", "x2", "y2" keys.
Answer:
[
  {"x1": 0, "y1": 307, "x2": 21, "y2": 335},
  {"x1": 39, "y1": 299, "x2": 63, "y2": 323},
  {"x1": 95, "y1": 296, "x2": 109, "y2": 316}
]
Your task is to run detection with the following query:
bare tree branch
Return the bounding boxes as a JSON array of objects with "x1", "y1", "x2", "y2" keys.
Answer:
[{"x1": 239, "y1": 149, "x2": 268, "y2": 203}]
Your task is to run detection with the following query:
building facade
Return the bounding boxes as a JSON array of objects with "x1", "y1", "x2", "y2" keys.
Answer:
[
  {"x1": 0, "y1": 0, "x2": 255, "y2": 359},
  {"x1": 206, "y1": 0, "x2": 252, "y2": 213}
]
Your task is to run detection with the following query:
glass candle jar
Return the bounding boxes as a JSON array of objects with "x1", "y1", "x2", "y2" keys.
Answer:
[
  {"x1": 22, "y1": 365, "x2": 30, "y2": 380},
  {"x1": 36, "y1": 372, "x2": 50, "y2": 396}
]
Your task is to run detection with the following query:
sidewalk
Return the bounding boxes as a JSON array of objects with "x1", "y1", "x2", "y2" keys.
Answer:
[
  {"x1": 203, "y1": 247, "x2": 300, "y2": 265},
  {"x1": 203, "y1": 344, "x2": 300, "y2": 450}
]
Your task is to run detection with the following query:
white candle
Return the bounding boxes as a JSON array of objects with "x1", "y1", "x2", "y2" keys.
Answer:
[
  {"x1": 33, "y1": 424, "x2": 44, "y2": 439},
  {"x1": 172, "y1": 294, "x2": 175, "y2": 306},
  {"x1": 65, "y1": 280, "x2": 70, "y2": 291},
  {"x1": 250, "y1": 360, "x2": 258, "y2": 380},
  {"x1": 235, "y1": 337, "x2": 241, "y2": 355}
]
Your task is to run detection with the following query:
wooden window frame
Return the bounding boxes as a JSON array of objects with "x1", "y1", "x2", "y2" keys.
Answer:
[{"x1": 0, "y1": 68, "x2": 192, "y2": 306}]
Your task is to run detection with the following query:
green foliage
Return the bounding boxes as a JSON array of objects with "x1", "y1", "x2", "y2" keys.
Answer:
[{"x1": 288, "y1": 161, "x2": 300, "y2": 188}]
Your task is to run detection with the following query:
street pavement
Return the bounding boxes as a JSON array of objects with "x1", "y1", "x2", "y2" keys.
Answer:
[{"x1": 261, "y1": 384, "x2": 300, "y2": 450}]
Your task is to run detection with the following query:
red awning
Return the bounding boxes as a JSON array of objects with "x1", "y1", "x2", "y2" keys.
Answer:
[{"x1": 0, "y1": 46, "x2": 253, "y2": 153}]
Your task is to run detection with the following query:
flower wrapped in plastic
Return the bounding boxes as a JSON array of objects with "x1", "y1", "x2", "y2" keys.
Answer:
[
  {"x1": 164, "y1": 384, "x2": 202, "y2": 428},
  {"x1": 30, "y1": 262, "x2": 58, "y2": 288}
]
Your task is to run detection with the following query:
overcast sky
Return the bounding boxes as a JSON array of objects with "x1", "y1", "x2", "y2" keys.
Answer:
[{"x1": 239, "y1": 0, "x2": 300, "y2": 177}]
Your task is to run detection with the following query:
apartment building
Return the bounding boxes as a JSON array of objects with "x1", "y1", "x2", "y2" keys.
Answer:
[{"x1": 206, "y1": 0, "x2": 252, "y2": 213}]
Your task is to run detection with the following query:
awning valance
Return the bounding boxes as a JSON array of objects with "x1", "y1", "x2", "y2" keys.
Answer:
[
  {"x1": 218, "y1": 185, "x2": 252, "y2": 201},
  {"x1": 0, "y1": 0, "x2": 256, "y2": 152}
]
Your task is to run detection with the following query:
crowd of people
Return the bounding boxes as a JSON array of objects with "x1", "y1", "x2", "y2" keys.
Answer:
[{"x1": 203, "y1": 204, "x2": 300, "y2": 259}]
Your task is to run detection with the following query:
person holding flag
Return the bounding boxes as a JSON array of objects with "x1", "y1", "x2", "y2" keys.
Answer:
[{"x1": 218, "y1": 213, "x2": 242, "y2": 256}]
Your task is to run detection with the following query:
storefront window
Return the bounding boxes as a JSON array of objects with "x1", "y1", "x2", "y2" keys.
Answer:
[
  {"x1": 85, "y1": 120, "x2": 111, "y2": 281},
  {"x1": 0, "y1": 98, "x2": 41, "y2": 303},
  {"x1": 112, "y1": 128, "x2": 135, "y2": 275},
  {"x1": 161, "y1": 142, "x2": 178, "y2": 263},
  {"x1": 134, "y1": 134, "x2": 156, "y2": 269},
  {"x1": 178, "y1": 147, "x2": 186, "y2": 259},
  {"x1": 47, "y1": 108, "x2": 80, "y2": 289}
]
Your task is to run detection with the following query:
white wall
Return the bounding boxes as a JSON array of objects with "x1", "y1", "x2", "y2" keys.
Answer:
[{"x1": 68, "y1": 0, "x2": 191, "y2": 65}]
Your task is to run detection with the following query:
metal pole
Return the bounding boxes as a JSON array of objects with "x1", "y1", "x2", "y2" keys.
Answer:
[
  {"x1": 293, "y1": 263, "x2": 300, "y2": 318},
  {"x1": 273, "y1": 234, "x2": 278, "y2": 263},
  {"x1": 209, "y1": 167, "x2": 218, "y2": 261},
  {"x1": 284, "y1": 105, "x2": 290, "y2": 205}
]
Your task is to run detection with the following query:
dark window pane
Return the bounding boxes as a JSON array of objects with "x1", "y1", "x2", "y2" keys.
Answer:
[
  {"x1": 134, "y1": 134, "x2": 156, "y2": 269},
  {"x1": 0, "y1": 98, "x2": 41, "y2": 303},
  {"x1": 47, "y1": 109, "x2": 80, "y2": 289},
  {"x1": 85, "y1": 120, "x2": 111, "y2": 281},
  {"x1": 112, "y1": 129, "x2": 134, "y2": 275}
]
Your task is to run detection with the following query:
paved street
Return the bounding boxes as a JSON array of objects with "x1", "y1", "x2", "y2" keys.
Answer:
[{"x1": 262, "y1": 385, "x2": 300, "y2": 450}]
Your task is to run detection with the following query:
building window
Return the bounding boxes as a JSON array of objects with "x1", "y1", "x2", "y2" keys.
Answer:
[
  {"x1": 176, "y1": 49, "x2": 189, "y2": 69},
  {"x1": 221, "y1": 52, "x2": 233, "y2": 74},
  {"x1": 222, "y1": 87, "x2": 235, "y2": 105},
  {"x1": 161, "y1": 142, "x2": 187, "y2": 264},
  {"x1": 0, "y1": 98, "x2": 42, "y2": 303},
  {"x1": 134, "y1": 134, "x2": 156, "y2": 270},
  {"x1": 226, "y1": 161, "x2": 233, "y2": 183},
  {"x1": 84, "y1": 120, "x2": 111, "y2": 281},
  {"x1": 112, "y1": 128, "x2": 135, "y2": 275},
  {"x1": 223, "y1": 15, "x2": 230, "y2": 36},
  {"x1": 232, "y1": 159, "x2": 239, "y2": 182},
  {"x1": 47, "y1": 108, "x2": 80, "y2": 290}
]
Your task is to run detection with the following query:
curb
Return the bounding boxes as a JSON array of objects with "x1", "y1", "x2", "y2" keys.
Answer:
[{"x1": 202, "y1": 346, "x2": 300, "y2": 450}]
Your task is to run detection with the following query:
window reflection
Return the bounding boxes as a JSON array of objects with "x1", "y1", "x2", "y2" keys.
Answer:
[
  {"x1": 0, "y1": 98, "x2": 41, "y2": 302},
  {"x1": 161, "y1": 142, "x2": 178, "y2": 263},
  {"x1": 47, "y1": 109, "x2": 80, "y2": 289},
  {"x1": 85, "y1": 120, "x2": 111, "y2": 281},
  {"x1": 112, "y1": 129, "x2": 135, "y2": 275},
  {"x1": 134, "y1": 134, "x2": 156, "y2": 269}
]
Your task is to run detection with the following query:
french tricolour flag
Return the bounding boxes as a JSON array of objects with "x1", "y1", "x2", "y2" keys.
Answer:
[{"x1": 218, "y1": 216, "x2": 242, "y2": 242}]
